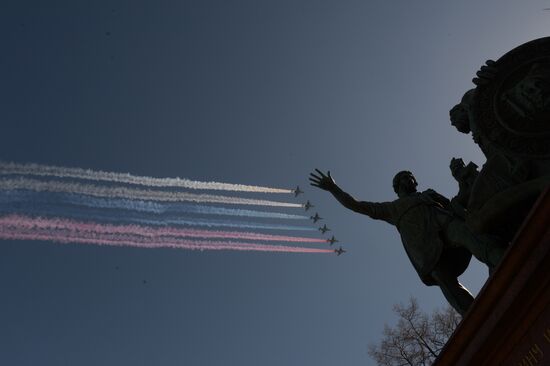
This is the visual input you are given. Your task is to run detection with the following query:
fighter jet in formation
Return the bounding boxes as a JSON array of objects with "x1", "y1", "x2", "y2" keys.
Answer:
[
  {"x1": 334, "y1": 246, "x2": 346, "y2": 256},
  {"x1": 310, "y1": 212, "x2": 322, "y2": 223},
  {"x1": 291, "y1": 187, "x2": 338, "y2": 246},
  {"x1": 318, "y1": 224, "x2": 330, "y2": 234}
]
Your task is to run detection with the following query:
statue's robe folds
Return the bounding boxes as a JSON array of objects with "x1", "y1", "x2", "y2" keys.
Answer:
[{"x1": 359, "y1": 190, "x2": 471, "y2": 286}]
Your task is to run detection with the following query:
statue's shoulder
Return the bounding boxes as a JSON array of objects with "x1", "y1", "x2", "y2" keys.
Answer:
[
  {"x1": 422, "y1": 189, "x2": 451, "y2": 208},
  {"x1": 422, "y1": 188, "x2": 438, "y2": 195},
  {"x1": 422, "y1": 188, "x2": 444, "y2": 198}
]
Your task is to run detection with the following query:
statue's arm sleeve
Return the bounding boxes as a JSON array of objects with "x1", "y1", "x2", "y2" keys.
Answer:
[{"x1": 330, "y1": 186, "x2": 393, "y2": 223}]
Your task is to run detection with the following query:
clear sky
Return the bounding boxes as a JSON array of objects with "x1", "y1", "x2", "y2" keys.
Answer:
[{"x1": 0, "y1": 1, "x2": 548, "y2": 365}]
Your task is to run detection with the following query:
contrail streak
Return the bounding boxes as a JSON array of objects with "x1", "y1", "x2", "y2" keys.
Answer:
[
  {"x1": 0, "y1": 228, "x2": 332, "y2": 254},
  {"x1": 0, "y1": 161, "x2": 293, "y2": 193},
  {"x1": 0, "y1": 215, "x2": 326, "y2": 243},
  {"x1": 0, "y1": 190, "x2": 308, "y2": 220},
  {"x1": 0, "y1": 178, "x2": 302, "y2": 207},
  {"x1": 0, "y1": 204, "x2": 317, "y2": 231}
]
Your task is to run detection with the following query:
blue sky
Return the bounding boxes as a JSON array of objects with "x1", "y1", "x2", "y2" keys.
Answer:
[{"x1": 0, "y1": 1, "x2": 548, "y2": 365}]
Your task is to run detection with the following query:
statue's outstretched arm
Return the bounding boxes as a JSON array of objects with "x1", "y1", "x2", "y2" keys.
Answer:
[{"x1": 309, "y1": 169, "x2": 392, "y2": 222}]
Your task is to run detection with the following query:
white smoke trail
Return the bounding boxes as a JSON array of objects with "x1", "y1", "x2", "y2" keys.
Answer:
[
  {"x1": 0, "y1": 161, "x2": 292, "y2": 193},
  {"x1": 0, "y1": 178, "x2": 302, "y2": 207}
]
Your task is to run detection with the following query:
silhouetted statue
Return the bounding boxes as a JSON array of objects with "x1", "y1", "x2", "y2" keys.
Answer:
[
  {"x1": 309, "y1": 169, "x2": 506, "y2": 315},
  {"x1": 450, "y1": 37, "x2": 550, "y2": 240}
]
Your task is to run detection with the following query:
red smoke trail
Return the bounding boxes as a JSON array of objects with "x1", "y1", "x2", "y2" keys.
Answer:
[
  {"x1": 0, "y1": 219, "x2": 333, "y2": 254},
  {"x1": 0, "y1": 230, "x2": 333, "y2": 253}
]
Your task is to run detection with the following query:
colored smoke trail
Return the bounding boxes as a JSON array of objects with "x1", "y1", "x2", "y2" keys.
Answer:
[
  {"x1": 0, "y1": 215, "x2": 327, "y2": 243},
  {"x1": 0, "y1": 163, "x2": 332, "y2": 254},
  {"x1": 0, "y1": 228, "x2": 332, "y2": 254},
  {"x1": 0, "y1": 203, "x2": 317, "y2": 231},
  {"x1": 0, "y1": 178, "x2": 302, "y2": 207},
  {"x1": 0, "y1": 161, "x2": 292, "y2": 193},
  {"x1": 0, "y1": 190, "x2": 308, "y2": 220}
]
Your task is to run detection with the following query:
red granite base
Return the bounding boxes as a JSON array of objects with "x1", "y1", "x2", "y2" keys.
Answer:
[{"x1": 433, "y1": 187, "x2": 550, "y2": 366}]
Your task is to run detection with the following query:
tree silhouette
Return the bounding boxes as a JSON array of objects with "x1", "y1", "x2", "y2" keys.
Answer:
[{"x1": 368, "y1": 298, "x2": 460, "y2": 366}]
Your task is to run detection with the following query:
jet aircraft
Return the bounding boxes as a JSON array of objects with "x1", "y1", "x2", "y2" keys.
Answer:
[
  {"x1": 319, "y1": 224, "x2": 330, "y2": 234},
  {"x1": 326, "y1": 236, "x2": 338, "y2": 245},
  {"x1": 294, "y1": 186, "x2": 303, "y2": 197},
  {"x1": 304, "y1": 200, "x2": 314, "y2": 211},
  {"x1": 310, "y1": 212, "x2": 322, "y2": 223},
  {"x1": 335, "y1": 246, "x2": 346, "y2": 256}
]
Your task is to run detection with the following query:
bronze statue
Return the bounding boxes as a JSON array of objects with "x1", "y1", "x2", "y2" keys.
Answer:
[
  {"x1": 309, "y1": 169, "x2": 506, "y2": 315},
  {"x1": 307, "y1": 38, "x2": 550, "y2": 315},
  {"x1": 450, "y1": 37, "x2": 550, "y2": 240}
]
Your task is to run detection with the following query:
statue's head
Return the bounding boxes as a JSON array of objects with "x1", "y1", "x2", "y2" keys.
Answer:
[
  {"x1": 450, "y1": 158, "x2": 465, "y2": 179},
  {"x1": 392, "y1": 171, "x2": 418, "y2": 196},
  {"x1": 450, "y1": 89, "x2": 476, "y2": 134},
  {"x1": 450, "y1": 104, "x2": 471, "y2": 134}
]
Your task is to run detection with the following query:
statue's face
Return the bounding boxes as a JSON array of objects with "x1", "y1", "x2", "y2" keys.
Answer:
[
  {"x1": 450, "y1": 105, "x2": 471, "y2": 134},
  {"x1": 398, "y1": 174, "x2": 417, "y2": 195}
]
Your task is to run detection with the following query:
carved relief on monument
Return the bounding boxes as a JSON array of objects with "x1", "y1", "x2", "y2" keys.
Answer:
[{"x1": 471, "y1": 37, "x2": 550, "y2": 159}]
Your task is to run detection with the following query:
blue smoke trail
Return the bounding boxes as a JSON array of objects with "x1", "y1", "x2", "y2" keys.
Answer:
[
  {"x1": 0, "y1": 201, "x2": 316, "y2": 231},
  {"x1": 0, "y1": 190, "x2": 308, "y2": 220}
]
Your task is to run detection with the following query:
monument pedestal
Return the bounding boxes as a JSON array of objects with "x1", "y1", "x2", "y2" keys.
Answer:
[{"x1": 434, "y1": 188, "x2": 550, "y2": 366}]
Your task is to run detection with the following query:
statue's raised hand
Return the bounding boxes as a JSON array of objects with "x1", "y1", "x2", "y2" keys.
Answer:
[{"x1": 309, "y1": 169, "x2": 337, "y2": 192}]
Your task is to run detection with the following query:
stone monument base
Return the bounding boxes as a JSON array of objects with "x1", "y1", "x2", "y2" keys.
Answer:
[{"x1": 433, "y1": 187, "x2": 550, "y2": 366}]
